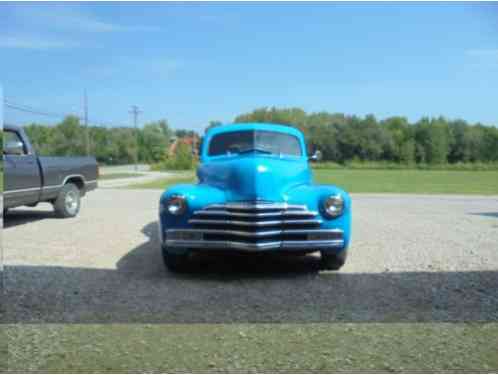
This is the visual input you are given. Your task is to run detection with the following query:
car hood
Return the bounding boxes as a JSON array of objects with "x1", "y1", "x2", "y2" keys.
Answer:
[{"x1": 197, "y1": 155, "x2": 311, "y2": 202}]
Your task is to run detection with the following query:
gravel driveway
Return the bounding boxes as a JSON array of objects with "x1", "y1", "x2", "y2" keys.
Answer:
[{"x1": 2, "y1": 190, "x2": 498, "y2": 323}]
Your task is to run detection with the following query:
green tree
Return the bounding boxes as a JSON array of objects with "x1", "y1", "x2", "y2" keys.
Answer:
[
  {"x1": 24, "y1": 123, "x2": 55, "y2": 156},
  {"x1": 140, "y1": 120, "x2": 172, "y2": 163},
  {"x1": 13, "y1": 108, "x2": 498, "y2": 167},
  {"x1": 205, "y1": 121, "x2": 223, "y2": 134},
  {"x1": 382, "y1": 117, "x2": 414, "y2": 163},
  {"x1": 427, "y1": 118, "x2": 450, "y2": 164},
  {"x1": 52, "y1": 116, "x2": 86, "y2": 156}
]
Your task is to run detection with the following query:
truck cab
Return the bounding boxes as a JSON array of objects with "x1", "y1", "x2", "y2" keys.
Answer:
[{"x1": 3, "y1": 124, "x2": 98, "y2": 218}]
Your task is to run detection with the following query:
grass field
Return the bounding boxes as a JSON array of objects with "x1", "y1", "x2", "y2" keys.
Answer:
[
  {"x1": 98, "y1": 172, "x2": 143, "y2": 180},
  {"x1": 127, "y1": 169, "x2": 498, "y2": 195},
  {"x1": 313, "y1": 169, "x2": 498, "y2": 194},
  {"x1": 4, "y1": 323, "x2": 498, "y2": 372}
]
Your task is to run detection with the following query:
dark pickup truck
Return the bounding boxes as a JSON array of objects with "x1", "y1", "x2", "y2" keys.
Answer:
[{"x1": 3, "y1": 124, "x2": 98, "y2": 218}]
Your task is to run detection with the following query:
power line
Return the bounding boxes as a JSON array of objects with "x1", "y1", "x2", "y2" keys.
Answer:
[
  {"x1": 4, "y1": 100, "x2": 80, "y2": 120},
  {"x1": 3, "y1": 98, "x2": 129, "y2": 128},
  {"x1": 5, "y1": 96, "x2": 82, "y2": 115}
]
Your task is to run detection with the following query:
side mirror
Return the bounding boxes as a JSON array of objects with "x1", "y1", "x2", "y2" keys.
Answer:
[
  {"x1": 4, "y1": 141, "x2": 25, "y2": 155},
  {"x1": 309, "y1": 150, "x2": 322, "y2": 162}
]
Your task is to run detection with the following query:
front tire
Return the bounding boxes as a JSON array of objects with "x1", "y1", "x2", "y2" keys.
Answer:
[
  {"x1": 320, "y1": 249, "x2": 348, "y2": 271},
  {"x1": 53, "y1": 183, "x2": 81, "y2": 218},
  {"x1": 162, "y1": 247, "x2": 189, "y2": 273}
]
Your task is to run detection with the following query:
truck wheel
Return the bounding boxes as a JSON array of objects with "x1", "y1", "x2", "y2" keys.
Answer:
[
  {"x1": 162, "y1": 247, "x2": 189, "y2": 273},
  {"x1": 320, "y1": 250, "x2": 348, "y2": 271},
  {"x1": 54, "y1": 183, "x2": 81, "y2": 218}
]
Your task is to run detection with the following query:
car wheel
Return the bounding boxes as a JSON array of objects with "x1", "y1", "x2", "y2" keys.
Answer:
[
  {"x1": 162, "y1": 246, "x2": 189, "y2": 273},
  {"x1": 320, "y1": 249, "x2": 348, "y2": 271},
  {"x1": 53, "y1": 183, "x2": 81, "y2": 218}
]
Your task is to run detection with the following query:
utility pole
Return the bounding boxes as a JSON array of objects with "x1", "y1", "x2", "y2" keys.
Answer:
[
  {"x1": 129, "y1": 105, "x2": 142, "y2": 171},
  {"x1": 84, "y1": 90, "x2": 89, "y2": 156}
]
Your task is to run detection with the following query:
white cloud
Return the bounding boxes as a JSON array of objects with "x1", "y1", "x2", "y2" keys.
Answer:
[
  {"x1": 1, "y1": 5, "x2": 160, "y2": 50},
  {"x1": 14, "y1": 5, "x2": 160, "y2": 33},
  {"x1": 41, "y1": 10, "x2": 159, "y2": 33},
  {"x1": 0, "y1": 35, "x2": 78, "y2": 49}
]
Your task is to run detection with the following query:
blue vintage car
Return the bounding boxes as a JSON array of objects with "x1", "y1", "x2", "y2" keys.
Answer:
[{"x1": 158, "y1": 123, "x2": 351, "y2": 272}]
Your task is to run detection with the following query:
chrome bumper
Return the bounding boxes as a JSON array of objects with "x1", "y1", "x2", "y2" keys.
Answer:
[{"x1": 164, "y1": 228, "x2": 344, "y2": 252}]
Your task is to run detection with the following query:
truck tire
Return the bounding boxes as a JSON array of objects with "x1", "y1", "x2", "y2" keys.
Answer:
[
  {"x1": 162, "y1": 247, "x2": 189, "y2": 273},
  {"x1": 53, "y1": 183, "x2": 81, "y2": 218},
  {"x1": 320, "y1": 249, "x2": 348, "y2": 271}
]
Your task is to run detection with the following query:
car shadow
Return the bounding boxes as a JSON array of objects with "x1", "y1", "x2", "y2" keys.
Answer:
[
  {"x1": 3, "y1": 221, "x2": 498, "y2": 324},
  {"x1": 117, "y1": 222, "x2": 323, "y2": 280},
  {"x1": 3, "y1": 209, "x2": 57, "y2": 228}
]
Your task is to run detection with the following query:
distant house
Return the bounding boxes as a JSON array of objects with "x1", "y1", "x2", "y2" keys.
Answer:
[{"x1": 168, "y1": 135, "x2": 200, "y2": 157}]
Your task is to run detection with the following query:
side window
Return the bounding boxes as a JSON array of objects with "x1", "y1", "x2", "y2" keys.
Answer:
[{"x1": 3, "y1": 130, "x2": 27, "y2": 155}]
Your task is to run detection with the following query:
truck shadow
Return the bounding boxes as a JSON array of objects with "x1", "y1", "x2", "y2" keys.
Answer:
[
  {"x1": 3, "y1": 221, "x2": 498, "y2": 324},
  {"x1": 3, "y1": 209, "x2": 56, "y2": 228}
]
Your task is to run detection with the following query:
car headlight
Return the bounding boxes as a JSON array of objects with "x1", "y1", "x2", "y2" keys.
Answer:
[
  {"x1": 323, "y1": 194, "x2": 344, "y2": 218},
  {"x1": 166, "y1": 195, "x2": 187, "y2": 215}
]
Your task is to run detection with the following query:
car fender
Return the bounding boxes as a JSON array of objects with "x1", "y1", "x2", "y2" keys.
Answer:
[
  {"x1": 285, "y1": 183, "x2": 352, "y2": 249},
  {"x1": 159, "y1": 183, "x2": 226, "y2": 230}
]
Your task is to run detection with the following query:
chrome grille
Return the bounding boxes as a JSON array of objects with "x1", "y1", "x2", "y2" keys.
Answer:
[
  {"x1": 189, "y1": 203, "x2": 322, "y2": 229},
  {"x1": 190, "y1": 202, "x2": 321, "y2": 234},
  {"x1": 164, "y1": 201, "x2": 344, "y2": 251}
]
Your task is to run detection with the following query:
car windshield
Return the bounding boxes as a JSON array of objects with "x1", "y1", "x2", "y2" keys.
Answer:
[{"x1": 208, "y1": 130, "x2": 302, "y2": 157}]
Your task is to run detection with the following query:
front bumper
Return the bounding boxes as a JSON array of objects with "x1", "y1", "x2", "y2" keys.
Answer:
[
  {"x1": 164, "y1": 228, "x2": 344, "y2": 252},
  {"x1": 160, "y1": 201, "x2": 346, "y2": 252}
]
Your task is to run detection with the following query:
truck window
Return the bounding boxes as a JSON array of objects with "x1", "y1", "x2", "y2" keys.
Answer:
[{"x1": 3, "y1": 130, "x2": 27, "y2": 155}]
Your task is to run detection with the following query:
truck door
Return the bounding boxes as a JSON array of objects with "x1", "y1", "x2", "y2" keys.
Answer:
[{"x1": 3, "y1": 129, "x2": 42, "y2": 208}]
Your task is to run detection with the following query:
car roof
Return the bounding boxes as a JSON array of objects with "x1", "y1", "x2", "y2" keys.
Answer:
[{"x1": 206, "y1": 122, "x2": 304, "y2": 139}]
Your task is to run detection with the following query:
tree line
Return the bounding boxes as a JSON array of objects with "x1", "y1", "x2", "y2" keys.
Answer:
[
  {"x1": 21, "y1": 115, "x2": 175, "y2": 165},
  {"x1": 10, "y1": 107, "x2": 498, "y2": 166},
  {"x1": 233, "y1": 108, "x2": 498, "y2": 164}
]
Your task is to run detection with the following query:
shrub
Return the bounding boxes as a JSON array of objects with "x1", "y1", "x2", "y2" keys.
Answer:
[{"x1": 151, "y1": 142, "x2": 197, "y2": 171}]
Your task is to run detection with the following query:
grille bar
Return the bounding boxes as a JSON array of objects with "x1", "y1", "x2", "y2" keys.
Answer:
[
  {"x1": 192, "y1": 210, "x2": 317, "y2": 218},
  {"x1": 167, "y1": 228, "x2": 341, "y2": 238},
  {"x1": 206, "y1": 203, "x2": 308, "y2": 211},
  {"x1": 188, "y1": 219, "x2": 323, "y2": 227},
  {"x1": 165, "y1": 239, "x2": 344, "y2": 251}
]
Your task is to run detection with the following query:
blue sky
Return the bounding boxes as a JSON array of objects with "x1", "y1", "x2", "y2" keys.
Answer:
[{"x1": 1, "y1": 2, "x2": 497, "y2": 132}]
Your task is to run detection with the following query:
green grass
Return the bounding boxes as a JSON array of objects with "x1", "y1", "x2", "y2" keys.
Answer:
[
  {"x1": 4, "y1": 323, "x2": 498, "y2": 372},
  {"x1": 314, "y1": 169, "x2": 498, "y2": 194},
  {"x1": 125, "y1": 169, "x2": 498, "y2": 195},
  {"x1": 0, "y1": 325, "x2": 6, "y2": 373},
  {"x1": 313, "y1": 161, "x2": 498, "y2": 171},
  {"x1": 98, "y1": 173, "x2": 143, "y2": 180},
  {"x1": 127, "y1": 175, "x2": 197, "y2": 190}
]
